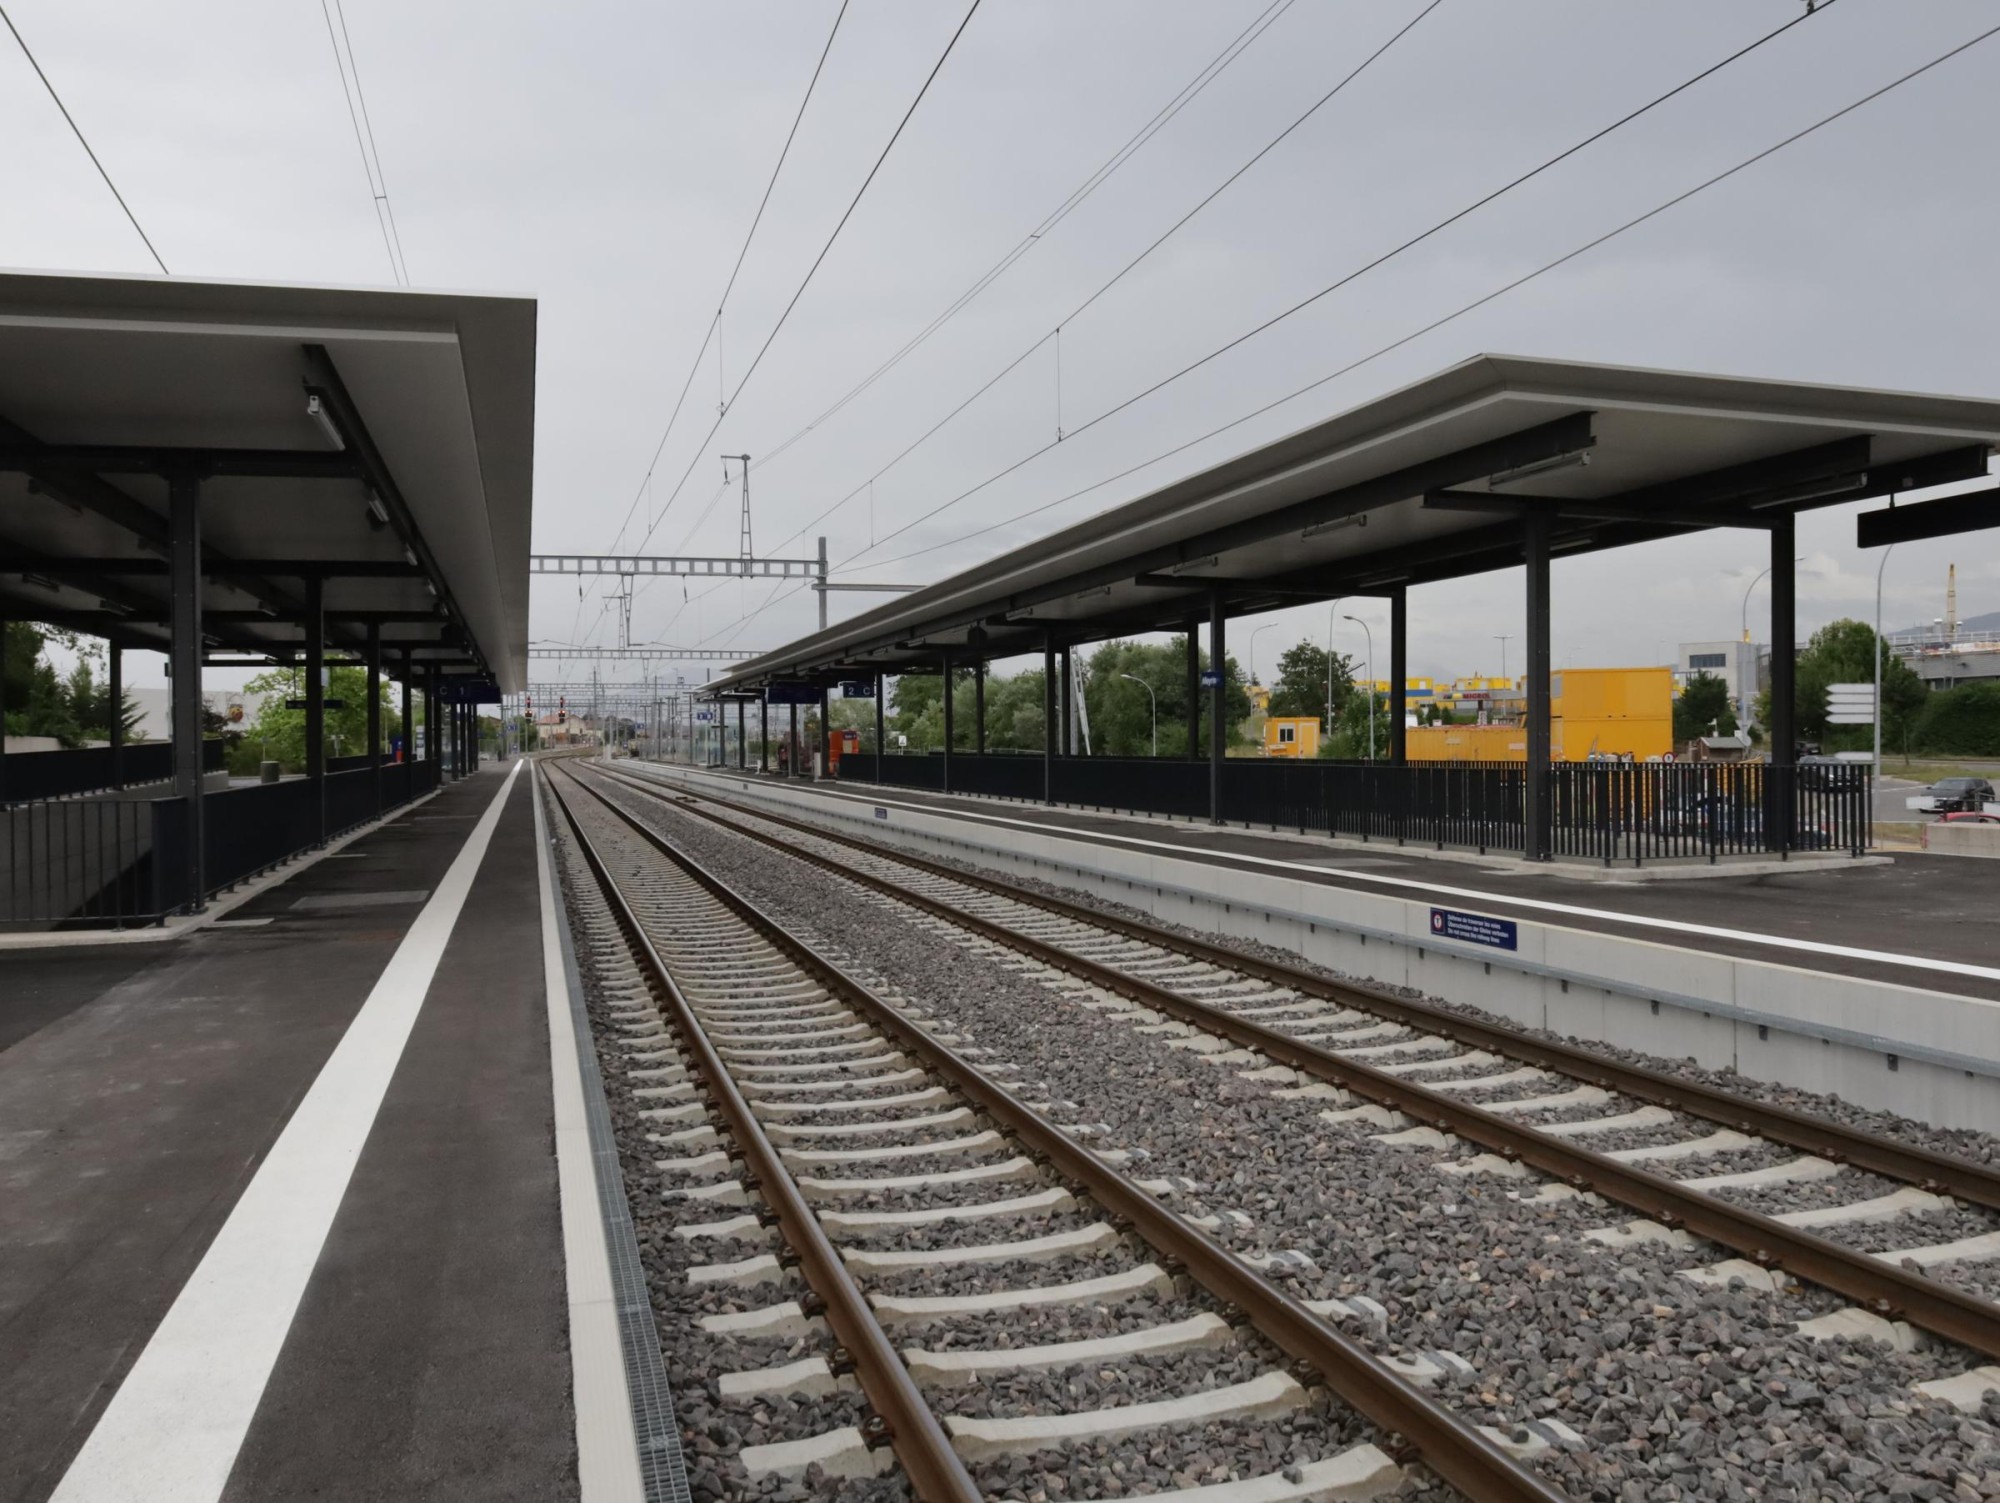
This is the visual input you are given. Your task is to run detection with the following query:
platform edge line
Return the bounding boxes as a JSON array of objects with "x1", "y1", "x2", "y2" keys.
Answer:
[{"x1": 48, "y1": 761, "x2": 524, "y2": 1503}]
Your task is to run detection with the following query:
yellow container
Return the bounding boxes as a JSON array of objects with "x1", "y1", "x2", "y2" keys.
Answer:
[{"x1": 1263, "y1": 717, "x2": 1321, "y2": 758}]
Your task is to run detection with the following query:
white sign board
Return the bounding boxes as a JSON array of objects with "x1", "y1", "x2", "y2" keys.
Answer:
[{"x1": 1826, "y1": 682, "x2": 1875, "y2": 726}]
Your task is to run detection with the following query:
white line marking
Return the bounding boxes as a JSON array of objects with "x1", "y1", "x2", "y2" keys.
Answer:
[
  {"x1": 51, "y1": 762, "x2": 523, "y2": 1503},
  {"x1": 687, "y1": 770, "x2": 2000, "y2": 987},
  {"x1": 532, "y1": 763, "x2": 645, "y2": 1500}
]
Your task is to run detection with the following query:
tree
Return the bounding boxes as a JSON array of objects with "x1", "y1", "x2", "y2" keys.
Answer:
[
  {"x1": 1324, "y1": 689, "x2": 1394, "y2": 760},
  {"x1": 1082, "y1": 638, "x2": 1254, "y2": 755},
  {"x1": 1757, "y1": 618, "x2": 1925, "y2": 755},
  {"x1": 1672, "y1": 671, "x2": 1738, "y2": 745},
  {"x1": 1913, "y1": 682, "x2": 2000, "y2": 758},
  {"x1": 237, "y1": 665, "x2": 401, "y2": 772},
  {"x1": 1, "y1": 625, "x2": 141, "y2": 747},
  {"x1": 1265, "y1": 640, "x2": 1357, "y2": 725}
]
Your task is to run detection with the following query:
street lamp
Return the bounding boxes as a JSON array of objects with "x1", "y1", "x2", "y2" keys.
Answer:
[
  {"x1": 1118, "y1": 673, "x2": 1157, "y2": 756},
  {"x1": 1323, "y1": 597, "x2": 1344, "y2": 737},
  {"x1": 1247, "y1": 623, "x2": 1278, "y2": 691},
  {"x1": 1344, "y1": 615, "x2": 1375, "y2": 761},
  {"x1": 1740, "y1": 556, "x2": 1805, "y2": 733}
]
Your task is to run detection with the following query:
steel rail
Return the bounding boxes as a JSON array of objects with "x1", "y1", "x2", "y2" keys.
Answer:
[
  {"x1": 594, "y1": 767, "x2": 2000, "y2": 1362},
  {"x1": 615, "y1": 766, "x2": 2000, "y2": 1214},
  {"x1": 564, "y1": 764, "x2": 1570, "y2": 1503},
  {"x1": 542, "y1": 765, "x2": 983, "y2": 1503}
]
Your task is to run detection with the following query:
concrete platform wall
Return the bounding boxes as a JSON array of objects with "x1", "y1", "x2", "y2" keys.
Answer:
[{"x1": 666, "y1": 765, "x2": 2000, "y2": 1134}]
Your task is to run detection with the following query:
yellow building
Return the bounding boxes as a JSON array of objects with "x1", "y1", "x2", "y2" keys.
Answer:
[
  {"x1": 1407, "y1": 667, "x2": 1672, "y2": 763},
  {"x1": 1262, "y1": 717, "x2": 1321, "y2": 758},
  {"x1": 1245, "y1": 683, "x2": 1270, "y2": 714}
]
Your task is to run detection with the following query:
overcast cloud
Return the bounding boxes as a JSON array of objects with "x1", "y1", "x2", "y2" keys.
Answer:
[{"x1": 3, "y1": 0, "x2": 1995, "y2": 694}]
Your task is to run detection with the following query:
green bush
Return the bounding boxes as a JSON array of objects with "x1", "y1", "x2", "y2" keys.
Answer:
[{"x1": 1914, "y1": 682, "x2": 2000, "y2": 757}]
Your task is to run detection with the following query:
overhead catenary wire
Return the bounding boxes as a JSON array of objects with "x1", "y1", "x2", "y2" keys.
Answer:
[
  {"x1": 742, "y1": 0, "x2": 1447, "y2": 573},
  {"x1": 1, "y1": 2, "x2": 168, "y2": 274},
  {"x1": 700, "y1": 9, "x2": 1981, "y2": 648},
  {"x1": 834, "y1": 0, "x2": 1829, "y2": 572},
  {"x1": 610, "y1": 1, "x2": 1302, "y2": 638},
  {"x1": 851, "y1": 13, "x2": 1993, "y2": 580},
  {"x1": 604, "y1": 0, "x2": 852, "y2": 560},
  {"x1": 746, "y1": 0, "x2": 1300, "y2": 475},
  {"x1": 617, "y1": 0, "x2": 984, "y2": 561},
  {"x1": 318, "y1": 0, "x2": 406, "y2": 284}
]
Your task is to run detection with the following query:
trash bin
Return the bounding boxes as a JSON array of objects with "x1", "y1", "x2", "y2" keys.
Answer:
[{"x1": 260, "y1": 760, "x2": 281, "y2": 785}]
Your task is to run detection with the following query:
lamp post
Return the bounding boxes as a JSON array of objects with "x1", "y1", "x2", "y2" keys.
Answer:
[
  {"x1": 1874, "y1": 543, "x2": 1895, "y2": 782},
  {"x1": 1323, "y1": 597, "x2": 1343, "y2": 737},
  {"x1": 1118, "y1": 673, "x2": 1157, "y2": 756},
  {"x1": 1494, "y1": 635, "x2": 1512, "y2": 680},
  {"x1": 1740, "y1": 556, "x2": 1805, "y2": 736},
  {"x1": 1247, "y1": 624, "x2": 1278, "y2": 692},
  {"x1": 1344, "y1": 614, "x2": 1375, "y2": 762}
]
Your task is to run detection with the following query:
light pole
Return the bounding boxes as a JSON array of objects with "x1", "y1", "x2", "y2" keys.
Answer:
[
  {"x1": 1118, "y1": 673, "x2": 1157, "y2": 756},
  {"x1": 1494, "y1": 635, "x2": 1512, "y2": 680},
  {"x1": 1739, "y1": 557, "x2": 1804, "y2": 736},
  {"x1": 1323, "y1": 597, "x2": 1344, "y2": 737},
  {"x1": 1247, "y1": 624, "x2": 1278, "y2": 691},
  {"x1": 1874, "y1": 543, "x2": 1895, "y2": 781},
  {"x1": 1344, "y1": 615, "x2": 1374, "y2": 761}
]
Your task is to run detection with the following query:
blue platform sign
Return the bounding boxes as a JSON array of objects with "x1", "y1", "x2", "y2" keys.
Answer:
[
  {"x1": 1199, "y1": 669, "x2": 1223, "y2": 688},
  {"x1": 838, "y1": 680, "x2": 875, "y2": 698},
  {"x1": 1429, "y1": 907, "x2": 1517, "y2": 951},
  {"x1": 764, "y1": 682, "x2": 821, "y2": 705}
]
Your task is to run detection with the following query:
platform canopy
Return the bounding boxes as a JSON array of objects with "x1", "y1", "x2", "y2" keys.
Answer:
[
  {"x1": 0, "y1": 269, "x2": 536, "y2": 691},
  {"x1": 710, "y1": 353, "x2": 2000, "y2": 690}
]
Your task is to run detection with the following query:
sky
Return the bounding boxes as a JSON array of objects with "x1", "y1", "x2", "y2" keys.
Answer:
[{"x1": 3, "y1": 0, "x2": 1996, "y2": 698}]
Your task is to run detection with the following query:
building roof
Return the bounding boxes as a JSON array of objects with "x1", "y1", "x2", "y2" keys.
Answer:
[
  {"x1": 709, "y1": 353, "x2": 2000, "y2": 694},
  {"x1": 0, "y1": 268, "x2": 536, "y2": 692}
]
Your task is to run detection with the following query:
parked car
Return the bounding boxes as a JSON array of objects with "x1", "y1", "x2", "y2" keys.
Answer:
[
  {"x1": 1928, "y1": 777, "x2": 1996, "y2": 813},
  {"x1": 1941, "y1": 809, "x2": 2000, "y2": 825}
]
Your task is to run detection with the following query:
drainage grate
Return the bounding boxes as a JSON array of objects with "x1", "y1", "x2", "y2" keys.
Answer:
[{"x1": 549, "y1": 829, "x2": 693, "y2": 1503}]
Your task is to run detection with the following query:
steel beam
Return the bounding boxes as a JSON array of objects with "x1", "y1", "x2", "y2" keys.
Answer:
[
  {"x1": 168, "y1": 473, "x2": 206, "y2": 910},
  {"x1": 1208, "y1": 589, "x2": 1226, "y2": 824},
  {"x1": 0, "y1": 444, "x2": 360, "y2": 479},
  {"x1": 306, "y1": 575, "x2": 326, "y2": 837},
  {"x1": 1523, "y1": 512, "x2": 1552, "y2": 861},
  {"x1": 1769, "y1": 515, "x2": 1797, "y2": 854},
  {"x1": 530, "y1": 554, "x2": 818, "y2": 579},
  {"x1": 1388, "y1": 587, "x2": 1407, "y2": 767}
]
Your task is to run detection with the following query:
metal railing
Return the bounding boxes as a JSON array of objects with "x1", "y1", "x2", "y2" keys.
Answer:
[
  {"x1": 0, "y1": 739, "x2": 225, "y2": 805},
  {"x1": 2, "y1": 754, "x2": 447, "y2": 930},
  {"x1": 834, "y1": 754, "x2": 1870, "y2": 864}
]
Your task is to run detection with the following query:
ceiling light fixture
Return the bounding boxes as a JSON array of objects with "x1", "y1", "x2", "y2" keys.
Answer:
[
  {"x1": 1487, "y1": 450, "x2": 1591, "y2": 488},
  {"x1": 1301, "y1": 513, "x2": 1369, "y2": 540},
  {"x1": 306, "y1": 393, "x2": 346, "y2": 451}
]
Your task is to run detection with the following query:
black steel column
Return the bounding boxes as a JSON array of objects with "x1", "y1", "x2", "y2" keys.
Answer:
[
  {"x1": 399, "y1": 653, "x2": 412, "y2": 770},
  {"x1": 760, "y1": 695, "x2": 769, "y2": 773},
  {"x1": 366, "y1": 622, "x2": 382, "y2": 817},
  {"x1": 108, "y1": 641, "x2": 124, "y2": 790},
  {"x1": 169, "y1": 474, "x2": 205, "y2": 907},
  {"x1": 818, "y1": 685, "x2": 830, "y2": 777},
  {"x1": 940, "y1": 653, "x2": 954, "y2": 793},
  {"x1": 1388, "y1": 587, "x2": 1408, "y2": 766},
  {"x1": 973, "y1": 659, "x2": 986, "y2": 754},
  {"x1": 427, "y1": 666, "x2": 439, "y2": 770},
  {"x1": 1523, "y1": 511, "x2": 1552, "y2": 861},
  {"x1": 874, "y1": 674, "x2": 885, "y2": 780},
  {"x1": 0, "y1": 616, "x2": 8, "y2": 804},
  {"x1": 737, "y1": 700, "x2": 746, "y2": 768},
  {"x1": 1208, "y1": 588, "x2": 1226, "y2": 825},
  {"x1": 1768, "y1": 513, "x2": 1797, "y2": 853},
  {"x1": 1185, "y1": 623, "x2": 1201, "y2": 761},
  {"x1": 304, "y1": 573, "x2": 326, "y2": 844},
  {"x1": 788, "y1": 702, "x2": 799, "y2": 778},
  {"x1": 1042, "y1": 637, "x2": 1056, "y2": 805}
]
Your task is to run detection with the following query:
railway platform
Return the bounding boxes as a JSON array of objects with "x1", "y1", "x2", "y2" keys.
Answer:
[
  {"x1": 0, "y1": 761, "x2": 638, "y2": 1503},
  {"x1": 656, "y1": 762, "x2": 2000, "y2": 1133}
]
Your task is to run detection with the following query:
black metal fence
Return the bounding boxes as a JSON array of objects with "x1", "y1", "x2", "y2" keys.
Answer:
[
  {"x1": 3, "y1": 755, "x2": 448, "y2": 931},
  {"x1": 0, "y1": 739, "x2": 225, "y2": 805},
  {"x1": 836, "y1": 752, "x2": 1870, "y2": 864}
]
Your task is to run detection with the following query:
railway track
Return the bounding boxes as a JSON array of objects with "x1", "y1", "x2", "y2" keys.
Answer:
[
  {"x1": 587, "y1": 761, "x2": 2000, "y2": 1376},
  {"x1": 541, "y1": 757, "x2": 1582, "y2": 1502}
]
